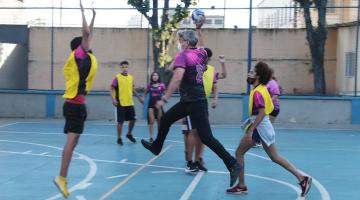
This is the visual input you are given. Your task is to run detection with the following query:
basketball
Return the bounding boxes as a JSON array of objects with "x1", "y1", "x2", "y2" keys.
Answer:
[{"x1": 191, "y1": 9, "x2": 205, "y2": 24}]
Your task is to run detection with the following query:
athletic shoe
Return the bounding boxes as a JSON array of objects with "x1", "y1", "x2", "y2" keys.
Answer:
[
  {"x1": 226, "y1": 184, "x2": 248, "y2": 195},
  {"x1": 299, "y1": 176, "x2": 312, "y2": 197},
  {"x1": 53, "y1": 176, "x2": 69, "y2": 198},
  {"x1": 117, "y1": 138, "x2": 123, "y2": 146},
  {"x1": 194, "y1": 161, "x2": 207, "y2": 172},
  {"x1": 229, "y1": 162, "x2": 241, "y2": 187},
  {"x1": 126, "y1": 134, "x2": 136, "y2": 143},
  {"x1": 185, "y1": 161, "x2": 198, "y2": 173},
  {"x1": 252, "y1": 143, "x2": 262, "y2": 148},
  {"x1": 141, "y1": 139, "x2": 160, "y2": 155}
]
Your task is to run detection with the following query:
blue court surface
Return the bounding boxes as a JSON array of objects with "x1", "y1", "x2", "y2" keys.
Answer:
[{"x1": 0, "y1": 119, "x2": 359, "y2": 200}]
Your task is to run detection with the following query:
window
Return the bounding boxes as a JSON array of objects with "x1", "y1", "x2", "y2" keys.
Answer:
[
  {"x1": 204, "y1": 19, "x2": 212, "y2": 25},
  {"x1": 327, "y1": 0, "x2": 336, "y2": 13},
  {"x1": 345, "y1": 52, "x2": 356, "y2": 77},
  {"x1": 214, "y1": 19, "x2": 223, "y2": 25}
]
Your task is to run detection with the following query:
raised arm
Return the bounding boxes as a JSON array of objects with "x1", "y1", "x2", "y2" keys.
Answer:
[
  {"x1": 80, "y1": 0, "x2": 91, "y2": 51},
  {"x1": 89, "y1": 6, "x2": 96, "y2": 35},
  {"x1": 217, "y1": 55, "x2": 227, "y2": 79},
  {"x1": 195, "y1": 17, "x2": 205, "y2": 48}
]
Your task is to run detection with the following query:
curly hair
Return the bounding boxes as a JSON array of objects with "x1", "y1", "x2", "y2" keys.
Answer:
[{"x1": 254, "y1": 61, "x2": 272, "y2": 85}]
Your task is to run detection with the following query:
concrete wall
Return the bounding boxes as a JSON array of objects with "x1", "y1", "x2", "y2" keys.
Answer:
[
  {"x1": 336, "y1": 25, "x2": 360, "y2": 95},
  {"x1": 0, "y1": 91, "x2": 358, "y2": 125},
  {"x1": 28, "y1": 27, "x2": 338, "y2": 94}
]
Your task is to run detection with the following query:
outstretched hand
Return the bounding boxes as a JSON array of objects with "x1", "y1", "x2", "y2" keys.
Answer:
[
  {"x1": 80, "y1": 0, "x2": 84, "y2": 12},
  {"x1": 91, "y1": 2, "x2": 96, "y2": 16},
  {"x1": 218, "y1": 55, "x2": 226, "y2": 63},
  {"x1": 195, "y1": 16, "x2": 205, "y2": 29}
]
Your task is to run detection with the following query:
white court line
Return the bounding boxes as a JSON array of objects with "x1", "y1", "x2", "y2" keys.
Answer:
[
  {"x1": 1, "y1": 148, "x2": 316, "y2": 199},
  {"x1": 299, "y1": 170, "x2": 330, "y2": 200},
  {"x1": 76, "y1": 195, "x2": 87, "y2": 200},
  {"x1": 225, "y1": 149, "x2": 330, "y2": 200},
  {"x1": 151, "y1": 171, "x2": 177, "y2": 174},
  {"x1": 1, "y1": 129, "x2": 331, "y2": 199},
  {"x1": 0, "y1": 122, "x2": 19, "y2": 128},
  {"x1": 99, "y1": 145, "x2": 173, "y2": 200},
  {"x1": 107, "y1": 174, "x2": 128, "y2": 179},
  {"x1": 8, "y1": 121, "x2": 360, "y2": 132},
  {"x1": 0, "y1": 140, "x2": 98, "y2": 200},
  {"x1": 179, "y1": 171, "x2": 205, "y2": 200}
]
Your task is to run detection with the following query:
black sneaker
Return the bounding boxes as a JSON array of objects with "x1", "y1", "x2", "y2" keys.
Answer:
[
  {"x1": 195, "y1": 161, "x2": 208, "y2": 172},
  {"x1": 229, "y1": 162, "x2": 241, "y2": 187},
  {"x1": 185, "y1": 161, "x2": 198, "y2": 173},
  {"x1": 141, "y1": 139, "x2": 160, "y2": 155},
  {"x1": 126, "y1": 134, "x2": 136, "y2": 143},
  {"x1": 117, "y1": 138, "x2": 123, "y2": 146}
]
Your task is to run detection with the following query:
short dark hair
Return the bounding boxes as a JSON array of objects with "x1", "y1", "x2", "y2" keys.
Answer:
[
  {"x1": 254, "y1": 61, "x2": 272, "y2": 85},
  {"x1": 120, "y1": 61, "x2": 129, "y2": 66},
  {"x1": 70, "y1": 36, "x2": 82, "y2": 51},
  {"x1": 204, "y1": 48, "x2": 213, "y2": 58}
]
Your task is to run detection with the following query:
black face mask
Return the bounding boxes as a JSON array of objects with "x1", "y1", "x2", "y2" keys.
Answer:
[{"x1": 246, "y1": 77, "x2": 256, "y2": 85}]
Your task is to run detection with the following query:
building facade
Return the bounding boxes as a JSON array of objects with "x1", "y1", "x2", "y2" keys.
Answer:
[{"x1": 257, "y1": 0, "x2": 358, "y2": 28}]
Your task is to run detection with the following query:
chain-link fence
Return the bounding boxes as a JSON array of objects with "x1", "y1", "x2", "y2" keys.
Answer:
[{"x1": 0, "y1": 0, "x2": 359, "y2": 95}]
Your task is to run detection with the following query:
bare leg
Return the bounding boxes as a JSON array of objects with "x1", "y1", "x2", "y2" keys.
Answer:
[
  {"x1": 59, "y1": 132, "x2": 80, "y2": 177},
  {"x1": 186, "y1": 129, "x2": 198, "y2": 162},
  {"x1": 262, "y1": 143, "x2": 304, "y2": 182},
  {"x1": 148, "y1": 108, "x2": 155, "y2": 139},
  {"x1": 117, "y1": 122, "x2": 123, "y2": 139},
  {"x1": 183, "y1": 132, "x2": 192, "y2": 161},
  {"x1": 193, "y1": 130, "x2": 205, "y2": 161},
  {"x1": 235, "y1": 135, "x2": 256, "y2": 188},
  {"x1": 127, "y1": 120, "x2": 136, "y2": 135}
]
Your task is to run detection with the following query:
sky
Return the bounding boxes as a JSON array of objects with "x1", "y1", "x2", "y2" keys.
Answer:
[{"x1": 18, "y1": 0, "x2": 263, "y2": 28}]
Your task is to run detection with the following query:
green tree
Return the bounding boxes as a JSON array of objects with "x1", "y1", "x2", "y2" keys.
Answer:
[
  {"x1": 294, "y1": 0, "x2": 328, "y2": 94},
  {"x1": 128, "y1": 0, "x2": 197, "y2": 81}
]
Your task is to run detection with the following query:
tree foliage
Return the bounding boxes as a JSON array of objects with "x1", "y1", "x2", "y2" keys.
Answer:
[{"x1": 128, "y1": 0, "x2": 197, "y2": 72}]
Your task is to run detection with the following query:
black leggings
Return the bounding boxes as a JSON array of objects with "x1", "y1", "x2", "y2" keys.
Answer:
[{"x1": 152, "y1": 100, "x2": 236, "y2": 170}]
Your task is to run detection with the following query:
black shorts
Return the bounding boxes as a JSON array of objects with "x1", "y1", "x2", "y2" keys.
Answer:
[
  {"x1": 63, "y1": 102, "x2": 87, "y2": 134},
  {"x1": 182, "y1": 116, "x2": 193, "y2": 132},
  {"x1": 116, "y1": 106, "x2": 136, "y2": 123},
  {"x1": 252, "y1": 129, "x2": 262, "y2": 143},
  {"x1": 270, "y1": 109, "x2": 280, "y2": 117},
  {"x1": 181, "y1": 107, "x2": 209, "y2": 133},
  {"x1": 148, "y1": 96, "x2": 161, "y2": 108}
]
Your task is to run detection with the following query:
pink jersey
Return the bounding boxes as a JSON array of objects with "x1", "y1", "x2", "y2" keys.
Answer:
[
  {"x1": 266, "y1": 79, "x2": 280, "y2": 110},
  {"x1": 252, "y1": 91, "x2": 265, "y2": 115}
]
